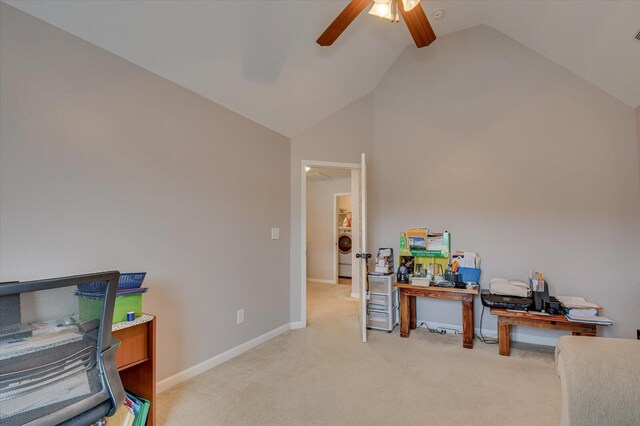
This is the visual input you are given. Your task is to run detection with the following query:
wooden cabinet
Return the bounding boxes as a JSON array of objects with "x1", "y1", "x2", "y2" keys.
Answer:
[{"x1": 113, "y1": 315, "x2": 156, "y2": 426}]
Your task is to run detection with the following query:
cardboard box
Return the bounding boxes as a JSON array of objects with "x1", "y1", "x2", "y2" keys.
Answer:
[{"x1": 400, "y1": 230, "x2": 450, "y2": 258}]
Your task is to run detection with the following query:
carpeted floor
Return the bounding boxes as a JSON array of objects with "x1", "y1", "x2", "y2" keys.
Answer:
[
  {"x1": 338, "y1": 277, "x2": 351, "y2": 285},
  {"x1": 157, "y1": 282, "x2": 561, "y2": 425}
]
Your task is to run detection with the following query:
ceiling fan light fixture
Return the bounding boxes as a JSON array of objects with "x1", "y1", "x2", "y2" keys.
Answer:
[
  {"x1": 368, "y1": 0, "x2": 394, "y2": 21},
  {"x1": 402, "y1": 0, "x2": 421, "y2": 12},
  {"x1": 317, "y1": 0, "x2": 436, "y2": 48}
]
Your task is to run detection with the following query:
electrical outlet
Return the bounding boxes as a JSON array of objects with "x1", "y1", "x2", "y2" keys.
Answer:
[
  {"x1": 271, "y1": 228, "x2": 280, "y2": 240},
  {"x1": 237, "y1": 309, "x2": 244, "y2": 324}
]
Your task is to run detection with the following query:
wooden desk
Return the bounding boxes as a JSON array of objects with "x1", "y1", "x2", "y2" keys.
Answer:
[
  {"x1": 393, "y1": 283, "x2": 479, "y2": 349},
  {"x1": 490, "y1": 308, "x2": 597, "y2": 356},
  {"x1": 112, "y1": 315, "x2": 156, "y2": 426}
]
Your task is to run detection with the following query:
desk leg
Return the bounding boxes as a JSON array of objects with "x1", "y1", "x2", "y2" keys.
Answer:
[
  {"x1": 498, "y1": 317, "x2": 510, "y2": 356},
  {"x1": 409, "y1": 296, "x2": 417, "y2": 330},
  {"x1": 573, "y1": 326, "x2": 597, "y2": 337},
  {"x1": 462, "y1": 299, "x2": 474, "y2": 349},
  {"x1": 400, "y1": 291, "x2": 410, "y2": 338}
]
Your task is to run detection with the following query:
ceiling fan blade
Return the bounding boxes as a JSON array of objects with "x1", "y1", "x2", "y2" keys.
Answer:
[
  {"x1": 316, "y1": 0, "x2": 372, "y2": 46},
  {"x1": 399, "y1": 2, "x2": 436, "y2": 48}
]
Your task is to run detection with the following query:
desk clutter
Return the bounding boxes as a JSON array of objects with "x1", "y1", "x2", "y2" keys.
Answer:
[
  {"x1": 80, "y1": 272, "x2": 155, "y2": 425},
  {"x1": 366, "y1": 228, "x2": 481, "y2": 343},
  {"x1": 368, "y1": 226, "x2": 611, "y2": 354},
  {"x1": 397, "y1": 228, "x2": 481, "y2": 290},
  {"x1": 0, "y1": 271, "x2": 155, "y2": 426},
  {"x1": 480, "y1": 272, "x2": 613, "y2": 326},
  {"x1": 76, "y1": 272, "x2": 150, "y2": 324},
  {"x1": 559, "y1": 297, "x2": 613, "y2": 326}
]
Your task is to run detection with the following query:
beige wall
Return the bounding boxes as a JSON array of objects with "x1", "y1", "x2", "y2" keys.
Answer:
[
  {"x1": 637, "y1": 106, "x2": 640, "y2": 190},
  {"x1": 293, "y1": 25, "x2": 640, "y2": 342},
  {"x1": 338, "y1": 194, "x2": 352, "y2": 213},
  {"x1": 371, "y1": 25, "x2": 640, "y2": 340},
  {"x1": 0, "y1": 3, "x2": 291, "y2": 381},
  {"x1": 290, "y1": 94, "x2": 373, "y2": 321},
  {"x1": 306, "y1": 177, "x2": 351, "y2": 282}
]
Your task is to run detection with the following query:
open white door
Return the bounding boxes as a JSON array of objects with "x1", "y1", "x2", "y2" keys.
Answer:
[{"x1": 357, "y1": 153, "x2": 369, "y2": 343}]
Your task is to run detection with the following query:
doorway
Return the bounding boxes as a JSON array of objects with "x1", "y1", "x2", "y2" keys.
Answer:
[
  {"x1": 305, "y1": 168, "x2": 353, "y2": 285},
  {"x1": 336, "y1": 192, "x2": 352, "y2": 286},
  {"x1": 301, "y1": 160, "x2": 361, "y2": 326}
]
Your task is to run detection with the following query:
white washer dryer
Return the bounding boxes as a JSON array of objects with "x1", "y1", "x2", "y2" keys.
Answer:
[{"x1": 337, "y1": 232, "x2": 352, "y2": 278}]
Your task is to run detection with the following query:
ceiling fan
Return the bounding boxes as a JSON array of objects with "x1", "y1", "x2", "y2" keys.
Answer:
[{"x1": 317, "y1": 0, "x2": 436, "y2": 48}]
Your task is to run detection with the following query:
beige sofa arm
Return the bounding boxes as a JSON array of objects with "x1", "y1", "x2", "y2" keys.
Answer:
[{"x1": 555, "y1": 336, "x2": 640, "y2": 426}]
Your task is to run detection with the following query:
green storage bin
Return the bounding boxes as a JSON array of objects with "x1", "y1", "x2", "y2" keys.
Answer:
[{"x1": 79, "y1": 293, "x2": 142, "y2": 324}]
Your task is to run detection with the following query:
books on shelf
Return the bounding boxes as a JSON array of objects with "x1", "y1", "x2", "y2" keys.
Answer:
[
  {"x1": 106, "y1": 392, "x2": 150, "y2": 426},
  {"x1": 565, "y1": 308, "x2": 598, "y2": 316}
]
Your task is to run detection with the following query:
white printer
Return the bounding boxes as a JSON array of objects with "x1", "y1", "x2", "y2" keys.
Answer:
[{"x1": 489, "y1": 278, "x2": 532, "y2": 298}]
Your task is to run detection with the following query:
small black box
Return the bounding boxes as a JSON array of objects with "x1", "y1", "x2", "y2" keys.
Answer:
[{"x1": 545, "y1": 296, "x2": 561, "y2": 315}]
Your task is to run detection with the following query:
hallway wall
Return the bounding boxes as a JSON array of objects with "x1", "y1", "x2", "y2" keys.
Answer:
[{"x1": 306, "y1": 177, "x2": 351, "y2": 282}]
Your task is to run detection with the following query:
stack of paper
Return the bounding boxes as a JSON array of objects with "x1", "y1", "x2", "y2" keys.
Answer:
[
  {"x1": 106, "y1": 405, "x2": 134, "y2": 426},
  {"x1": 565, "y1": 313, "x2": 613, "y2": 326},
  {"x1": 451, "y1": 251, "x2": 480, "y2": 268},
  {"x1": 374, "y1": 258, "x2": 391, "y2": 275},
  {"x1": 557, "y1": 296, "x2": 601, "y2": 310},
  {"x1": 558, "y1": 296, "x2": 612, "y2": 326},
  {"x1": 566, "y1": 308, "x2": 598, "y2": 316}
]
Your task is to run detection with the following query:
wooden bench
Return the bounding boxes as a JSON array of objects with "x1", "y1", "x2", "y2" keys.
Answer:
[
  {"x1": 490, "y1": 308, "x2": 596, "y2": 356},
  {"x1": 394, "y1": 283, "x2": 479, "y2": 349}
]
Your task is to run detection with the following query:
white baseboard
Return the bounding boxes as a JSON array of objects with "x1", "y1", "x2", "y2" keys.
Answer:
[
  {"x1": 510, "y1": 329, "x2": 559, "y2": 347},
  {"x1": 290, "y1": 321, "x2": 306, "y2": 329},
  {"x1": 350, "y1": 292, "x2": 359, "y2": 299},
  {"x1": 307, "y1": 278, "x2": 336, "y2": 284},
  {"x1": 157, "y1": 322, "x2": 291, "y2": 394},
  {"x1": 415, "y1": 320, "x2": 559, "y2": 347}
]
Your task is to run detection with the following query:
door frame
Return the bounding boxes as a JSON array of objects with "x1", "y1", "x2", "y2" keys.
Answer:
[
  {"x1": 334, "y1": 191, "x2": 352, "y2": 284},
  {"x1": 301, "y1": 160, "x2": 360, "y2": 328}
]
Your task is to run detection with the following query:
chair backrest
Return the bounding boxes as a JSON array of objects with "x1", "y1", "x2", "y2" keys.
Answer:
[{"x1": 0, "y1": 272, "x2": 125, "y2": 426}]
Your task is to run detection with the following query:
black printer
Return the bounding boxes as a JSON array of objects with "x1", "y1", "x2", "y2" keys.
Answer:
[{"x1": 480, "y1": 289, "x2": 533, "y2": 310}]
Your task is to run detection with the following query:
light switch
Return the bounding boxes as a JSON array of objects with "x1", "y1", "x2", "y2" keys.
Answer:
[{"x1": 271, "y1": 228, "x2": 280, "y2": 240}]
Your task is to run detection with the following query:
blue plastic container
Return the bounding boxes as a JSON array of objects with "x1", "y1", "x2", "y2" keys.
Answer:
[
  {"x1": 459, "y1": 267, "x2": 481, "y2": 284},
  {"x1": 75, "y1": 287, "x2": 148, "y2": 299},
  {"x1": 77, "y1": 272, "x2": 146, "y2": 293}
]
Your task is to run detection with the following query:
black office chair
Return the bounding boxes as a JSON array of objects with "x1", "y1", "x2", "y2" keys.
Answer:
[{"x1": 0, "y1": 272, "x2": 125, "y2": 426}]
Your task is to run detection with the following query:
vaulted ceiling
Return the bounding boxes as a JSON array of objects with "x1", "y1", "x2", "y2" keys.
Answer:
[{"x1": 5, "y1": 0, "x2": 640, "y2": 137}]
